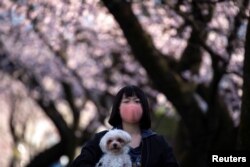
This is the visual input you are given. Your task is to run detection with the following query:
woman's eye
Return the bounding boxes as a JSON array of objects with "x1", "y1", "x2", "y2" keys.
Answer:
[
  {"x1": 122, "y1": 100, "x2": 129, "y2": 103},
  {"x1": 135, "y1": 100, "x2": 140, "y2": 103}
]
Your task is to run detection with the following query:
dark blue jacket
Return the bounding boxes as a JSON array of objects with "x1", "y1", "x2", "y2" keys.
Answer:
[{"x1": 71, "y1": 129, "x2": 179, "y2": 167}]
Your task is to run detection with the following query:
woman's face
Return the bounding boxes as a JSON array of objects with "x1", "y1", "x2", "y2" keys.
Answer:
[{"x1": 119, "y1": 95, "x2": 143, "y2": 124}]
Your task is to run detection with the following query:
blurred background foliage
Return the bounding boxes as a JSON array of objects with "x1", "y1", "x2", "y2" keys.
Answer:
[{"x1": 0, "y1": 0, "x2": 249, "y2": 167}]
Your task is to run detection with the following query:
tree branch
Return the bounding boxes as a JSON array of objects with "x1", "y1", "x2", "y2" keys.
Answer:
[{"x1": 101, "y1": 0, "x2": 207, "y2": 143}]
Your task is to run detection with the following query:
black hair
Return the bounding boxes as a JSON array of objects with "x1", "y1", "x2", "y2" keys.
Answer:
[{"x1": 108, "y1": 85, "x2": 151, "y2": 129}]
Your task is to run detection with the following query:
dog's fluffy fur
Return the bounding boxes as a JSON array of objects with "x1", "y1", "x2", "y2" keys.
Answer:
[{"x1": 95, "y1": 129, "x2": 132, "y2": 167}]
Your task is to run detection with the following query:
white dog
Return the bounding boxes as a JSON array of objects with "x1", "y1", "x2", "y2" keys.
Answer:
[{"x1": 95, "y1": 129, "x2": 132, "y2": 167}]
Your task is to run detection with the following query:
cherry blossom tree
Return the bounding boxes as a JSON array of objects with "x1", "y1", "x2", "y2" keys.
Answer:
[{"x1": 0, "y1": 0, "x2": 249, "y2": 167}]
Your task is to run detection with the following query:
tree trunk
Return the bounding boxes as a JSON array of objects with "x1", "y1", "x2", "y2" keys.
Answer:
[{"x1": 238, "y1": 16, "x2": 250, "y2": 150}]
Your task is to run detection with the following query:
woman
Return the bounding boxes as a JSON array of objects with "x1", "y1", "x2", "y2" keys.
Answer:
[{"x1": 71, "y1": 85, "x2": 179, "y2": 167}]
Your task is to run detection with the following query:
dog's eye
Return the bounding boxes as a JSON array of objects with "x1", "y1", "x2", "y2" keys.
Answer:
[
  {"x1": 117, "y1": 138, "x2": 124, "y2": 143},
  {"x1": 107, "y1": 139, "x2": 112, "y2": 144}
]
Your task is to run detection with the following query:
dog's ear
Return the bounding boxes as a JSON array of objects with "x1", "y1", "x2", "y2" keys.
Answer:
[
  {"x1": 123, "y1": 131, "x2": 132, "y2": 144},
  {"x1": 99, "y1": 133, "x2": 109, "y2": 153}
]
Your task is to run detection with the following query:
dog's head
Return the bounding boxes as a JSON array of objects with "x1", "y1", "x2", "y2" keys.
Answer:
[{"x1": 99, "y1": 129, "x2": 131, "y2": 155}]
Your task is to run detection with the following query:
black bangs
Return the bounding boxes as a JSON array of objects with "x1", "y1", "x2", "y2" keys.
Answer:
[{"x1": 122, "y1": 85, "x2": 137, "y2": 97}]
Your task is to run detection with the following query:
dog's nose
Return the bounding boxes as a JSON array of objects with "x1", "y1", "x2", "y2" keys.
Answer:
[{"x1": 113, "y1": 143, "x2": 117, "y2": 148}]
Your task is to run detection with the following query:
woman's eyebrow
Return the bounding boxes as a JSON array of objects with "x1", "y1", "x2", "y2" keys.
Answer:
[
  {"x1": 122, "y1": 96, "x2": 139, "y2": 100},
  {"x1": 131, "y1": 97, "x2": 139, "y2": 100}
]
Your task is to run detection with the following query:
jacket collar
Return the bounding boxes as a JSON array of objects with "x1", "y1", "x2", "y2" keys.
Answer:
[{"x1": 141, "y1": 129, "x2": 156, "y2": 139}]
